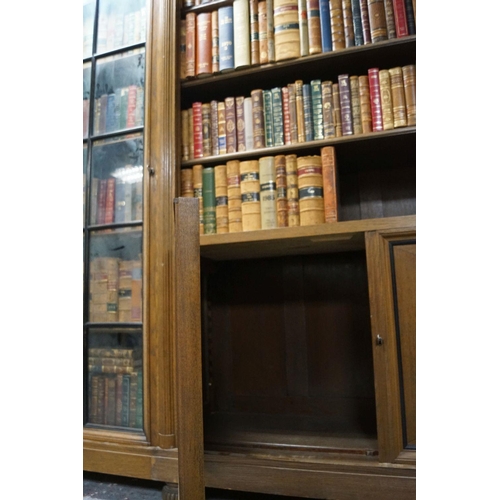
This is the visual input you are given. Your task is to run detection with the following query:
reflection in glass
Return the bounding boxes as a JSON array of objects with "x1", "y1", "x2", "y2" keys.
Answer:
[
  {"x1": 83, "y1": 62, "x2": 91, "y2": 139},
  {"x1": 93, "y1": 49, "x2": 145, "y2": 135},
  {"x1": 87, "y1": 328, "x2": 143, "y2": 429},
  {"x1": 89, "y1": 228, "x2": 143, "y2": 323},
  {"x1": 97, "y1": 0, "x2": 147, "y2": 54},
  {"x1": 90, "y1": 134, "x2": 143, "y2": 225},
  {"x1": 83, "y1": 0, "x2": 96, "y2": 58},
  {"x1": 83, "y1": 144, "x2": 88, "y2": 225}
]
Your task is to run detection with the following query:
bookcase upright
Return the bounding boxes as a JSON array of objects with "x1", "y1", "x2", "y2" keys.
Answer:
[{"x1": 83, "y1": 1, "x2": 416, "y2": 498}]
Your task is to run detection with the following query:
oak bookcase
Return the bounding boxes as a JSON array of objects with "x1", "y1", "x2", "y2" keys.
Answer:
[{"x1": 83, "y1": 1, "x2": 416, "y2": 499}]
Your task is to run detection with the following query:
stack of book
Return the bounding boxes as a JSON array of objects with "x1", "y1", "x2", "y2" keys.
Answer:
[
  {"x1": 180, "y1": 0, "x2": 416, "y2": 79},
  {"x1": 88, "y1": 347, "x2": 143, "y2": 429},
  {"x1": 181, "y1": 64, "x2": 416, "y2": 159},
  {"x1": 181, "y1": 146, "x2": 339, "y2": 234}
]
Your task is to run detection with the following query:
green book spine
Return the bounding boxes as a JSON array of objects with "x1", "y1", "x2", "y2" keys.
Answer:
[
  {"x1": 303, "y1": 83, "x2": 313, "y2": 142},
  {"x1": 310, "y1": 79, "x2": 324, "y2": 140},
  {"x1": 271, "y1": 87, "x2": 284, "y2": 146},
  {"x1": 263, "y1": 90, "x2": 274, "y2": 148},
  {"x1": 202, "y1": 167, "x2": 217, "y2": 234}
]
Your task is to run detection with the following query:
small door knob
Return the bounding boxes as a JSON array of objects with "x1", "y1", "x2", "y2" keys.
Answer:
[{"x1": 376, "y1": 335, "x2": 384, "y2": 346}]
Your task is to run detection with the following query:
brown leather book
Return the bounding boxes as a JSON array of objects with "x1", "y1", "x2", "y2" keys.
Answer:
[
  {"x1": 368, "y1": 68, "x2": 383, "y2": 131},
  {"x1": 342, "y1": 0, "x2": 355, "y2": 47},
  {"x1": 240, "y1": 159, "x2": 262, "y2": 231},
  {"x1": 287, "y1": 83, "x2": 298, "y2": 144},
  {"x1": 192, "y1": 164, "x2": 204, "y2": 234},
  {"x1": 210, "y1": 100, "x2": 219, "y2": 155},
  {"x1": 275, "y1": 155, "x2": 288, "y2": 227},
  {"x1": 258, "y1": 1, "x2": 269, "y2": 64},
  {"x1": 196, "y1": 13, "x2": 212, "y2": 76},
  {"x1": 350, "y1": 75, "x2": 363, "y2": 134},
  {"x1": 368, "y1": 0, "x2": 388, "y2": 42},
  {"x1": 192, "y1": 102, "x2": 204, "y2": 158},
  {"x1": 402, "y1": 64, "x2": 416, "y2": 125},
  {"x1": 251, "y1": 89, "x2": 266, "y2": 149},
  {"x1": 379, "y1": 69, "x2": 394, "y2": 130},
  {"x1": 202, "y1": 102, "x2": 212, "y2": 156},
  {"x1": 186, "y1": 12, "x2": 196, "y2": 78},
  {"x1": 297, "y1": 155, "x2": 325, "y2": 226},
  {"x1": 236, "y1": 96, "x2": 246, "y2": 151},
  {"x1": 212, "y1": 10, "x2": 220, "y2": 73},
  {"x1": 332, "y1": 83, "x2": 343, "y2": 137},
  {"x1": 306, "y1": 0, "x2": 322, "y2": 54},
  {"x1": 295, "y1": 80, "x2": 306, "y2": 143},
  {"x1": 250, "y1": 0, "x2": 260, "y2": 65},
  {"x1": 321, "y1": 146, "x2": 339, "y2": 222},
  {"x1": 330, "y1": 0, "x2": 346, "y2": 51},
  {"x1": 188, "y1": 107, "x2": 194, "y2": 159},
  {"x1": 281, "y1": 86, "x2": 291, "y2": 145},
  {"x1": 214, "y1": 164, "x2": 229, "y2": 233},
  {"x1": 384, "y1": 0, "x2": 397, "y2": 39},
  {"x1": 180, "y1": 19, "x2": 187, "y2": 80},
  {"x1": 388, "y1": 66, "x2": 407, "y2": 128},
  {"x1": 274, "y1": 0, "x2": 301, "y2": 61},
  {"x1": 217, "y1": 102, "x2": 226, "y2": 155},
  {"x1": 226, "y1": 160, "x2": 243, "y2": 232},
  {"x1": 285, "y1": 154, "x2": 300, "y2": 226},
  {"x1": 321, "y1": 80, "x2": 335, "y2": 139},
  {"x1": 225, "y1": 97, "x2": 237, "y2": 153},
  {"x1": 360, "y1": 0, "x2": 372, "y2": 44},
  {"x1": 181, "y1": 109, "x2": 190, "y2": 161},
  {"x1": 359, "y1": 74, "x2": 373, "y2": 133},
  {"x1": 181, "y1": 168, "x2": 194, "y2": 197}
]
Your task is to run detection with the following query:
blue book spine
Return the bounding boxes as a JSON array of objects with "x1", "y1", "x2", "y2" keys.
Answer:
[
  {"x1": 318, "y1": 0, "x2": 332, "y2": 52},
  {"x1": 105, "y1": 93, "x2": 115, "y2": 132},
  {"x1": 302, "y1": 83, "x2": 313, "y2": 142},
  {"x1": 218, "y1": 6, "x2": 234, "y2": 72},
  {"x1": 351, "y1": 0, "x2": 364, "y2": 46}
]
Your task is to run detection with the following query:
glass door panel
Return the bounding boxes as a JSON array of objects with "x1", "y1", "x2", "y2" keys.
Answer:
[{"x1": 83, "y1": 0, "x2": 96, "y2": 58}]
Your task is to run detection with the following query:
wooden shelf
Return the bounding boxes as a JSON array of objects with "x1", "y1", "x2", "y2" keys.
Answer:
[{"x1": 200, "y1": 215, "x2": 415, "y2": 260}]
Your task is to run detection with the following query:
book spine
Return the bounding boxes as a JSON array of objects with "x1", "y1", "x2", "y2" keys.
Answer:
[
  {"x1": 236, "y1": 95, "x2": 246, "y2": 151},
  {"x1": 192, "y1": 102, "x2": 203, "y2": 158},
  {"x1": 188, "y1": 108, "x2": 194, "y2": 159},
  {"x1": 219, "y1": 6, "x2": 235, "y2": 72},
  {"x1": 210, "y1": 100, "x2": 219, "y2": 155},
  {"x1": 121, "y1": 375, "x2": 130, "y2": 427},
  {"x1": 384, "y1": 0, "x2": 397, "y2": 39},
  {"x1": 90, "y1": 178, "x2": 99, "y2": 225},
  {"x1": 311, "y1": 79, "x2": 324, "y2": 140},
  {"x1": 360, "y1": 0, "x2": 372, "y2": 43},
  {"x1": 259, "y1": 156, "x2": 278, "y2": 229},
  {"x1": 181, "y1": 110, "x2": 190, "y2": 161},
  {"x1": 282, "y1": 86, "x2": 291, "y2": 145},
  {"x1": 244, "y1": 97, "x2": 254, "y2": 150},
  {"x1": 104, "y1": 177, "x2": 116, "y2": 224},
  {"x1": 90, "y1": 375, "x2": 100, "y2": 423},
  {"x1": 285, "y1": 154, "x2": 300, "y2": 226},
  {"x1": 88, "y1": 348, "x2": 141, "y2": 359},
  {"x1": 127, "y1": 85, "x2": 138, "y2": 128},
  {"x1": 181, "y1": 168, "x2": 194, "y2": 197},
  {"x1": 240, "y1": 160, "x2": 262, "y2": 231},
  {"x1": 98, "y1": 94, "x2": 107, "y2": 133},
  {"x1": 331, "y1": 82, "x2": 342, "y2": 136},
  {"x1": 196, "y1": 12, "x2": 212, "y2": 76},
  {"x1": 114, "y1": 179, "x2": 126, "y2": 223},
  {"x1": 388, "y1": 66, "x2": 407, "y2": 128},
  {"x1": 287, "y1": 83, "x2": 298, "y2": 144},
  {"x1": 295, "y1": 80, "x2": 306, "y2": 143},
  {"x1": 342, "y1": 0, "x2": 355, "y2": 47},
  {"x1": 298, "y1": 0, "x2": 310, "y2": 56},
  {"x1": 392, "y1": 0, "x2": 408, "y2": 37},
  {"x1": 202, "y1": 102, "x2": 212, "y2": 156},
  {"x1": 135, "y1": 370, "x2": 143, "y2": 429},
  {"x1": 321, "y1": 146, "x2": 339, "y2": 222},
  {"x1": 135, "y1": 85, "x2": 144, "y2": 127},
  {"x1": 274, "y1": 0, "x2": 301, "y2": 62},
  {"x1": 202, "y1": 167, "x2": 217, "y2": 234},
  {"x1": 306, "y1": 0, "x2": 322, "y2": 54},
  {"x1": 350, "y1": 75, "x2": 363, "y2": 134},
  {"x1": 251, "y1": 89, "x2": 266, "y2": 149},
  {"x1": 271, "y1": 87, "x2": 285, "y2": 146},
  {"x1": 318, "y1": 0, "x2": 333, "y2": 52},
  {"x1": 368, "y1": 0, "x2": 388, "y2": 42},
  {"x1": 267, "y1": 0, "x2": 276, "y2": 61},
  {"x1": 193, "y1": 164, "x2": 204, "y2": 234},
  {"x1": 214, "y1": 164, "x2": 229, "y2": 233},
  {"x1": 359, "y1": 74, "x2": 373, "y2": 133},
  {"x1": 379, "y1": 69, "x2": 394, "y2": 130},
  {"x1": 351, "y1": 0, "x2": 364, "y2": 46},
  {"x1": 106, "y1": 92, "x2": 116, "y2": 132},
  {"x1": 330, "y1": 0, "x2": 346, "y2": 50},
  {"x1": 258, "y1": 1, "x2": 269, "y2": 63},
  {"x1": 263, "y1": 89, "x2": 274, "y2": 148},
  {"x1": 225, "y1": 96, "x2": 237, "y2": 153},
  {"x1": 275, "y1": 155, "x2": 288, "y2": 227},
  {"x1": 217, "y1": 101, "x2": 227, "y2": 154},
  {"x1": 89, "y1": 364, "x2": 139, "y2": 375},
  {"x1": 119, "y1": 88, "x2": 129, "y2": 130},
  {"x1": 212, "y1": 10, "x2": 220, "y2": 73},
  {"x1": 186, "y1": 12, "x2": 196, "y2": 77},
  {"x1": 338, "y1": 74, "x2": 353, "y2": 136},
  {"x1": 88, "y1": 357, "x2": 142, "y2": 368},
  {"x1": 234, "y1": 0, "x2": 251, "y2": 68},
  {"x1": 404, "y1": 0, "x2": 415, "y2": 34},
  {"x1": 297, "y1": 155, "x2": 325, "y2": 226},
  {"x1": 226, "y1": 160, "x2": 243, "y2": 232},
  {"x1": 402, "y1": 64, "x2": 416, "y2": 126},
  {"x1": 368, "y1": 68, "x2": 383, "y2": 131},
  {"x1": 130, "y1": 261, "x2": 142, "y2": 322},
  {"x1": 321, "y1": 80, "x2": 335, "y2": 139},
  {"x1": 250, "y1": 0, "x2": 261, "y2": 65}
]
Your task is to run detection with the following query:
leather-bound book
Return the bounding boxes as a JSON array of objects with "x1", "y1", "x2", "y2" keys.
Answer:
[
  {"x1": 180, "y1": 19, "x2": 187, "y2": 80},
  {"x1": 359, "y1": 74, "x2": 373, "y2": 133},
  {"x1": 226, "y1": 160, "x2": 243, "y2": 232},
  {"x1": 234, "y1": 0, "x2": 251, "y2": 68},
  {"x1": 392, "y1": 0, "x2": 408, "y2": 37},
  {"x1": 219, "y1": 6, "x2": 235, "y2": 72},
  {"x1": 181, "y1": 109, "x2": 190, "y2": 161},
  {"x1": 282, "y1": 86, "x2": 292, "y2": 145},
  {"x1": 202, "y1": 102, "x2": 212, "y2": 156},
  {"x1": 321, "y1": 146, "x2": 339, "y2": 222},
  {"x1": 332, "y1": 82, "x2": 343, "y2": 137},
  {"x1": 192, "y1": 102, "x2": 204, "y2": 158},
  {"x1": 196, "y1": 12, "x2": 212, "y2": 76},
  {"x1": 244, "y1": 97, "x2": 254, "y2": 149},
  {"x1": 306, "y1": 0, "x2": 322, "y2": 55},
  {"x1": 297, "y1": 155, "x2": 325, "y2": 226},
  {"x1": 181, "y1": 168, "x2": 194, "y2": 197},
  {"x1": 404, "y1": 0, "x2": 415, "y2": 34},
  {"x1": 368, "y1": 0, "x2": 388, "y2": 42},
  {"x1": 251, "y1": 89, "x2": 266, "y2": 149},
  {"x1": 192, "y1": 164, "x2": 205, "y2": 234},
  {"x1": 311, "y1": 79, "x2": 324, "y2": 140},
  {"x1": 351, "y1": 0, "x2": 364, "y2": 46},
  {"x1": 360, "y1": 0, "x2": 372, "y2": 43},
  {"x1": 212, "y1": 10, "x2": 219, "y2": 73},
  {"x1": 368, "y1": 68, "x2": 383, "y2": 131},
  {"x1": 236, "y1": 96, "x2": 246, "y2": 151},
  {"x1": 240, "y1": 159, "x2": 262, "y2": 231},
  {"x1": 214, "y1": 164, "x2": 229, "y2": 233},
  {"x1": 338, "y1": 74, "x2": 353, "y2": 135},
  {"x1": 259, "y1": 156, "x2": 278, "y2": 229},
  {"x1": 287, "y1": 83, "x2": 299, "y2": 144},
  {"x1": 342, "y1": 0, "x2": 355, "y2": 47},
  {"x1": 319, "y1": 0, "x2": 332, "y2": 52},
  {"x1": 188, "y1": 107, "x2": 194, "y2": 159},
  {"x1": 202, "y1": 167, "x2": 217, "y2": 234},
  {"x1": 225, "y1": 96, "x2": 237, "y2": 153},
  {"x1": 402, "y1": 64, "x2": 416, "y2": 125},
  {"x1": 285, "y1": 154, "x2": 300, "y2": 226},
  {"x1": 210, "y1": 100, "x2": 219, "y2": 155},
  {"x1": 217, "y1": 101, "x2": 227, "y2": 154},
  {"x1": 321, "y1": 80, "x2": 335, "y2": 139},
  {"x1": 249, "y1": 0, "x2": 260, "y2": 65},
  {"x1": 303, "y1": 83, "x2": 314, "y2": 142},
  {"x1": 298, "y1": 0, "x2": 310, "y2": 56},
  {"x1": 271, "y1": 87, "x2": 285, "y2": 146},
  {"x1": 388, "y1": 66, "x2": 407, "y2": 128},
  {"x1": 295, "y1": 80, "x2": 306, "y2": 143},
  {"x1": 267, "y1": 0, "x2": 276, "y2": 61},
  {"x1": 186, "y1": 12, "x2": 196, "y2": 78},
  {"x1": 263, "y1": 89, "x2": 274, "y2": 147},
  {"x1": 104, "y1": 177, "x2": 116, "y2": 224},
  {"x1": 330, "y1": 0, "x2": 346, "y2": 51},
  {"x1": 350, "y1": 75, "x2": 363, "y2": 134},
  {"x1": 379, "y1": 69, "x2": 394, "y2": 130},
  {"x1": 275, "y1": 155, "x2": 288, "y2": 227},
  {"x1": 274, "y1": 0, "x2": 301, "y2": 61},
  {"x1": 258, "y1": 1, "x2": 269, "y2": 63},
  {"x1": 384, "y1": 0, "x2": 396, "y2": 38}
]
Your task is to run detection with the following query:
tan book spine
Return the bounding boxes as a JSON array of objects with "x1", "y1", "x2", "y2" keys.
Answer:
[
  {"x1": 250, "y1": 0, "x2": 260, "y2": 65},
  {"x1": 259, "y1": 156, "x2": 278, "y2": 229},
  {"x1": 295, "y1": 80, "x2": 306, "y2": 143},
  {"x1": 285, "y1": 154, "x2": 300, "y2": 226},
  {"x1": 274, "y1": 0, "x2": 301, "y2": 62},
  {"x1": 388, "y1": 66, "x2": 407, "y2": 128},
  {"x1": 350, "y1": 75, "x2": 363, "y2": 134},
  {"x1": 258, "y1": 1, "x2": 269, "y2": 63},
  {"x1": 275, "y1": 155, "x2": 288, "y2": 227},
  {"x1": 306, "y1": 0, "x2": 322, "y2": 54},
  {"x1": 332, "y1": 83, "x2": 343, "y2": 137},
  {"x1": 402, "y1": 64, "x2": 416, "y2": 126},
  {"x1": 251, "y1": 89, "x2": 266, "y2": 149},
  {"x1": 240, "y1": 160, "x2": 262, "y2": 231},
  {"x1": 181, "y1": 168, "x2": 194, "y2": 197},
  {"x1": 188, "y1": 107, "x2": 194, "y2": 159},
  {"x1": 226, "y1": 160, "x2": 243, "y2": 232},
  {"x1": 225, "y1": 96, "x2": 237, "y2": 153},
  {"x1": 196, "y1": 12, "x2": 212, "y2": 76},
  {"x1": 186, "y1": 12, "x2": 196, "y2": 78},
  {"x1": 180, "y1": 19, "x2": 187, "y2": 80},
  {"x1": 330, "y1": 0, "x2": 346, "y2": 51},
  {"x1": 359, "y1": 75, "x2": 373, "y2": 133},
  {"x1": 193, "y1": 164, "x2": 204, "y2": 234},
  {"x1": 368, "y1": 0, "x2": 388, "y2": 42},
  {"x1": 202, "y1": 102, "x2": 213, "y2": 155},
  {"x1": 287, "y1": 83, "x2": 298, "y2": 144},
  {"x1": 322, "y1": 80, "x2": 335, "y2": 139},
  {"x1": 297, "y1": 155, "x2": 325, "y2": 226},
  {"x1": 321, "y1": 146, "x2": 339, "y2": 222},
  {"x1": 236, "y1": 96, "x2": 246, "y2": 151},
  {"x1": 379, "y1": 69, "x2": 394, "y2": 130},
  {"x1": 181, "y1": 109, "x2": 190, "y2": 161},
  {"x1": 217, "y1": 102, "x2": 226, "y2": 155},
  {"x1": 214, "y1": 164, "x2": 229, "y2": 233},
  {"x1": 212, "y1": 10, "x2": 220, "y2": 73}
]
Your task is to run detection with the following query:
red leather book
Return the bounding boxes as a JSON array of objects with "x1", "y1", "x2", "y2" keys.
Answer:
[
  {"x1": 236, "y1": 96, "x2": 246, "y2": 151},
  {"x1": 368, "y1": 68, "x2": 383, "y2": 131},
  {"x1": 210, "y1": 100, "x2": 219, "y2": 155},
  {"x1": 97, "y1": 179, "x2": 107, "y2": 224},
  {"x1": 196, "y1": 12, "x2": 212, "y2": 76},
  {"x1": 360, "y1": 0, "x2": 372, "y2": 44},
  {"x1": 104, "y1": 177, "x2": 116, "y2": 224},
  {"x1": 126, "y1": 85, "x2": 137, "y2": 128},
  {"x1": 192, "y1": 102, "x2": 204, "y2": 158},
  {"x1": 392, "y1": 0, "x2": 408, "y2": 37},
  {"x1": 281, "y1": 86, "x2": 291, "y2": 145},
  {"x1": 202, "y1": 102, "x2": 212, "y2": 156}
]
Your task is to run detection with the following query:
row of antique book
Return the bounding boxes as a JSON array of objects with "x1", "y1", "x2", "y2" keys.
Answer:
[
  {"x1": 181, "y1": 146, "x2": 339, "y2": 234},
  {"x1": 88, "y1": 347, "x2": 143, "y2": 427},
  {"x1": 89, "y1": 257, "x2": 143, "y2": 323},
  {"x1": 181, "y1": 64, "x2": 415, "y2": 160},
  {"x1": 180, "y1": 0, "x2": 416, "y2": 80}
]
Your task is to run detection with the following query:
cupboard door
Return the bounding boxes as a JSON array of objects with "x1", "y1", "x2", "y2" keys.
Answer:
[{"x1": 365, "y1": 229, "x2": 416, "y2": 465}]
